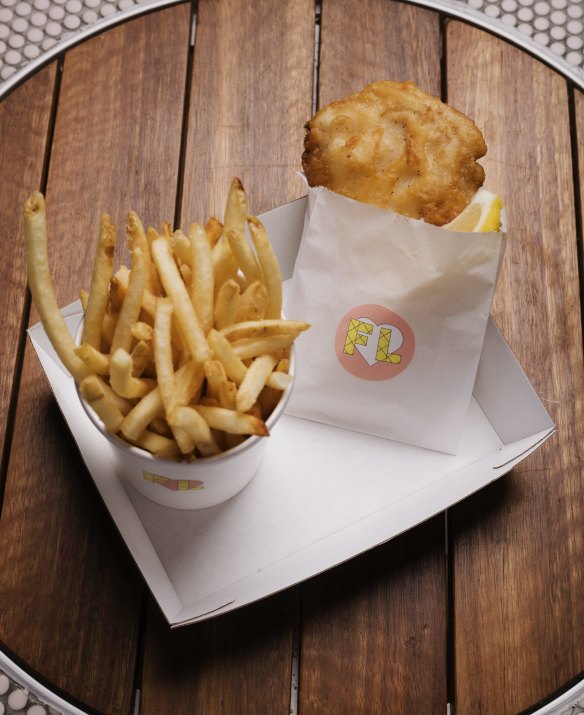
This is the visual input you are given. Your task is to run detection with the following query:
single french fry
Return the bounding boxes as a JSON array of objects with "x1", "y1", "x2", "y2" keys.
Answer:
[
  {"x1": 217, "y1": 380, "x2": 244, "y2": 449},
  {"x1": 110, "y1": 243, "x2": 147, "y2": 355},
  {"x1": 110, "y1": 348, "x2": 156, "y2": 398},
  {"x1": 223, "y1": 177, "x2": 261, "y2": 282},
  {"x1": 131, "y1": 321, "x2": 153, "y2": 344},
  {"x1": 168, "y1": 406, "x2": 220, "y2": 457},
  {"x1": 233, "y1": 280, "x2": 268, "y2": 323},
  {"x1": 101, "y1": 311, "x2": 116, "y2": 353},
  {"x1": 276, "y1": 358, "x2": 289, "y2": 372},
  {"x1": 207, "y1": 328, "x2": 247, "y2": 384},
  {"x1": 130, "y1": 339, "x2": 151, "y2": 377},
  {"x1": 82, "y1": 213, "x2": 116, "y2": 348},
  {"x1": 138, "y1": 284, "x2": 155, "y2": 318},
  {"x1": 161, "y1": 222, "x2": 173, "y2": 240},
  {"x1": 79, "y1": 374, "x2": 124, "y2": 432},
  {"x1": 127, "y1": 211, "x2": 157, "y2": 296},
  {"x1": 171, "y1": 229, "x2": 192, "y2": 267},
  {"x1": 101, "y1": 379, "x2": 133, "y2": 415},
  {"x1": 204, "y1": 359, "x2": 227, "y2": 401},
  {"x1": 224, "y1": 177, "x2": 248, "y2": 233},
  {"x1": 265, "y1": 370, "x2": 292, "y2": 391},
  {"x1": 258, "y1": 357, "x2": 290, "y2": 418},
  {"x1": 170, "y1": 359, "x2": 205, "y2": 410},
  {"x1": 151, "y1": 237, "x2": 210, "y2": 363},
  {"x1": 218, "y1": 380, "x2": 238, "y2": 410},
  {"x1": 230, "y1": 333, "x2": 300, "y2": 360},
  {"x1": 154, "y1": 300, "x2": 196, "y2": 455},
  {"x1": 204, "y1": 217, "x2": 223, "y2": 247},
  {"x1": 145, "y1": 227, "x2": 163, "y2": 295},
  {"x1": 23, "y1": 193, "x2": 91, "y2": 382},
  {"x1": 75, "y1": 342, "x2": 110, "y2": 375},
  {"x1": 219, "y1": 318, "x2": 310, "y2": 342},
  {"x1": 211, "y1": 241, "x2": 238, "y2": 289},
  {"x1": 214, "y1": 279, "x2": 240, "y2": 330},
  {"x1": 236, "y1": 354, "x2": 277, "y2": 413},
  {"x1": 120, "y1": 386, "x2": 164, "y2": 442},
  {"x1": 195, "y1": 405, "x2": 269, "y2": 436},
  {"x1": 108, "y1": 265, "x2": 129, "y2": 314},
  {"x1": 247, "y1": 215, "x2": 282, "y2": 320},
  {"x1": 225, "y1": 227, "x2": 261, "y2": 286},
  {"x1": 190, "y1": 222, "x2": 214, "y2": 333},
  {"x1": 138, "y1": 285, "x2": 183, "y2": 352},
  {"x1": 179, "y1": 262, "x2": 192, "y2": 287},
  {"x1": 132, "y1": 430, "x2": 180, "y2": 460},
  {"x1": 153, "y1": 299, "x2": 176, "y2": 409}
]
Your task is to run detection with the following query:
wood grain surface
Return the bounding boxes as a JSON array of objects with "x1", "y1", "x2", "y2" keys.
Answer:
[
  {"x1": 0, "y1": 6, "x2": 191, "y2": 713},
  {"x1": 142, "y1": 592, "x2": 295, "y2": 714},
  {"x1": 140, "y1": 2, "x2": 314, "y2": 711},
  {"x1": 0, "y1": 1, "x2": 582, "y2": 714},
  {"x1": 446, "y1": 22, "x2": 584, "y2": 715},
  {"x1": 297, "y1": 3, "x2": 449, "y2": 713},
  {"x1": 180, "y1": 0, "x2": 314, "y2": 223},
  {"x1": 0, "y1": 65, "x2": 56, "y2": 474}
]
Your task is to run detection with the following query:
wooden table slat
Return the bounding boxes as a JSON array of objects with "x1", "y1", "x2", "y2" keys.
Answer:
[
  {"x1": 180, "y1": 0, "x2": 315, "y2": 223},
  {"x1": 446, "y1": 21, "x2": 584, "y2": 714},
  {"x1": 142, "y1": 1, "x2": 314, "y2": 710},
  {"x1": 298, "y1": 3, "x2": 449, "y2": 713},
  {"x1": 0, "y1": 64, "x2": 56, "y2": 473},
  {"x1": 0, "y1": 3, "x2": 582, "y2": 714},
  {"x1": 142, "y1": 592, "x2": 295, "y2": 715},
  {"x1": 0, "y1": 6, "x2": 192, "y2": 713}
]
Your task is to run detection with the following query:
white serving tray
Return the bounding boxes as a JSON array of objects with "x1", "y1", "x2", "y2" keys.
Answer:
[{"x1": 29, "y1": 196, "x2": 554, "y2": 627}]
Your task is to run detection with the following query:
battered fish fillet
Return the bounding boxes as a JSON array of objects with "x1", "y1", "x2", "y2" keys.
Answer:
[{"x1": 302, "y1": 81, "x2": 487, "y2": 226}]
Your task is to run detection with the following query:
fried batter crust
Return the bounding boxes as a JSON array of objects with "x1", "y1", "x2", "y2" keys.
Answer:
[{"x1": 302, "y1": 81, "x2": 487, "y2": 226}]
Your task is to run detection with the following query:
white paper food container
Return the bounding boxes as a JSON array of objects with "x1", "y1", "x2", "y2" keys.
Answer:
[
  {"x1": 77, "y1": 363, "x2": 294, "y2": 509},
  {"x1": 285, "y1": 187, "x2": 506, "y2": 454},
  {"x1": 29, "y1": 196, "x2": 555, "y2": 627}
]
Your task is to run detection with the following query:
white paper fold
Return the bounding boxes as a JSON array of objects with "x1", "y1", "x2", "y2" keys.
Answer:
[{"x1": 26, "y1": 196, "x2": 554, "y2": 627}]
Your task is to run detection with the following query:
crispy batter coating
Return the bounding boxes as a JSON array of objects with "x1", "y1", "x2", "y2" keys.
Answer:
[{"x1": 302, "y1": 81, "x2": 487, "y2": 226}]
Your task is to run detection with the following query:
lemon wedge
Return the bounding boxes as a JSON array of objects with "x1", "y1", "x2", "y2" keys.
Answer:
[{"x1": 445, "y1": 188, "x2": 503, "y2": 232}]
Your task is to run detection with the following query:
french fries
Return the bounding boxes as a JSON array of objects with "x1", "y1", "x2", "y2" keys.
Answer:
[{"x1": 24, "y1": 179, "x2": 309, "y2": 461}]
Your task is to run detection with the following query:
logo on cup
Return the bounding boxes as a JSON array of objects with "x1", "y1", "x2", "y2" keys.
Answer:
[{"x1": 335, "y1": 304, "x2": 415, "y2": 380}]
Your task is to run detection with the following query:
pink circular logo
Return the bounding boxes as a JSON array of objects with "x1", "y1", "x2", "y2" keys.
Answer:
[{"x1": 334, "y1": 304, "x2": 415, "y2": 381}]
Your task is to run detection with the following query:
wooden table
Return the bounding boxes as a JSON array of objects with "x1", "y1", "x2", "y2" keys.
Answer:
[{"x1": 0, "y1": 1, "x2": 583, "y2": 713}]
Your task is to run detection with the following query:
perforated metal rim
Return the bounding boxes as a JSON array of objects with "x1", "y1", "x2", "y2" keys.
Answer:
[{"x1": 0, "y1": 0, "x2": 582, "y2": 100}]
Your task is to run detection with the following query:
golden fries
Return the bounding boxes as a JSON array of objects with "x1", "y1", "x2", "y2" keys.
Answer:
[
  {"x1": 189, "y1": 223, "x2": 214, "y2": 334},
  {"x1": 236, "y1": 354, "x2": 277, "y2": 413},
  {"x1": 82, "y1": 214, "x2": 116, "y2": 348},
  {"x1": 151, "y1": 237, "x2": 210, "y2": 364},
  {"x1": 247, "y1": 216, "x2": 282, "y2": 319},
  {"x1": 24, "y1": 178, "x2": 309, "y2": 461},
  {"x1": 24, "y1": 193, "x2": 92, "y2": 383}
]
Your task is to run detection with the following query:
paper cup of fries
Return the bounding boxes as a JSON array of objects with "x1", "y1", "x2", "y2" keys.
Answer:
[
  {"x1": 76, "y1": 342, "x2": 295, "y2": 509},
  {"x1": 24, "y1": 179, "x2": 308, "y2": 510}
]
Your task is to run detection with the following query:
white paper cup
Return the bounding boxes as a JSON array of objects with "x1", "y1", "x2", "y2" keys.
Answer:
[{"x1": 76, "y1": 340, "x2": 294, "y2": 509}]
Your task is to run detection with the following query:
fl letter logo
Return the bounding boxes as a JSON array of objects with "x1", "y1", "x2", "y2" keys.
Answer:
[{"x1": 334, "y1": 304, "x2": 415, "y2": 381}]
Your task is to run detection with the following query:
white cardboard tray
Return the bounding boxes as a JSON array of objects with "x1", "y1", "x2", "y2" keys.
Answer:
[{"x1": 29, "y1": 196, "x2": 555, "y2": 627}]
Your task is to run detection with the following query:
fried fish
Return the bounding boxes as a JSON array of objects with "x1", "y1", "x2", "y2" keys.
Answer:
[{"x1": 302, "y1": 80, "x2": 487, "y2": 226}]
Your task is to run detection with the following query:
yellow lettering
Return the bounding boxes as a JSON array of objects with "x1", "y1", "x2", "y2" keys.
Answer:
[{"x1": 344, "y1": 317, "x2": 372, "y2": 355}]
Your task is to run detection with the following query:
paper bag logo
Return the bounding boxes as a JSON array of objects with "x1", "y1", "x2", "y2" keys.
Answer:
[{"x1": 335, "y1": 304, "x2": 415, "y2": 380}]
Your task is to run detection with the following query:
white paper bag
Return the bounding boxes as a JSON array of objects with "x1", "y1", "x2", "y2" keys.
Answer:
[{"x1": 284, "y1": 187, "x2": 506, "y2": 454}]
